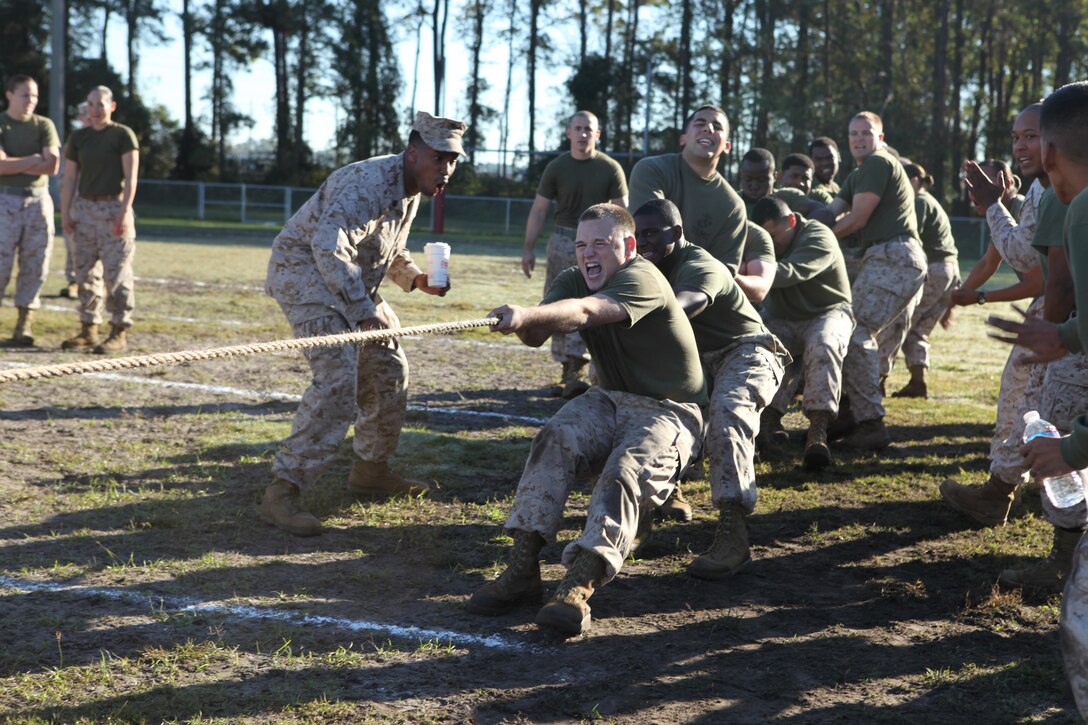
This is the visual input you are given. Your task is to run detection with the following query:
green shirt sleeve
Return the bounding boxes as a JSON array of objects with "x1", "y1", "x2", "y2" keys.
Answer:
[
  {"x1": 627, "y1": 156, "x2": 668, "y2": 212},
  {"x1": 773, "y1": 226, "x2": 834, "y2": 287},
  {"x1": 607, "y1": 156, "x2": 628, "y2": 200},
  {"x1": 743, "y1": 222, "x2": 776, "y2": 265},
  {"x1": 536, "y1": 157, "x2": 560, "y2": 200},
  {"x1": 540, "y1": 266, "x2": 582, "y2": 304},
  {"x1": 597, "y1": 262, "x2": 665, "y2": 328},
  {"x1": 1057, "y1": 190, "x2": 1088, "y2": 354}
]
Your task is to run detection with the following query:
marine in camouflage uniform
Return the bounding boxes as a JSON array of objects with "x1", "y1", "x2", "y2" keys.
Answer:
[
  {"x1": 260, "y1": 111, "x2": 467, "y2": 537},
  {"x1": 634, "y1": 198, "x2": 788, "y2": 579},
  {"x1": 752, "y1": 196, "x2": 854, "y2": 471},
  {"x1": 59, "y1": 85, "x2": 139, "y2": 354},
  {"x1": 521, "y1": 111, "x2": 628, "y2": 398},
  {"x1": 815, "y1": 113, "x2": 926, "y2": 449},
  {"x1": 469, "y1": 204, "x2": 705, "y2": 637},
  {"x1": 0, "y1": 74, "x2": 60, "y2": 347},
  {"x1": 876, "y1": 168, "x2": 960, "y2": 397}
]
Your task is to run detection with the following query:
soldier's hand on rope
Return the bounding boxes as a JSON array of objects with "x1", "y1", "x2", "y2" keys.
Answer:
[{"x1": 488, "y1": 304, "x2": 525, "y2": 334}]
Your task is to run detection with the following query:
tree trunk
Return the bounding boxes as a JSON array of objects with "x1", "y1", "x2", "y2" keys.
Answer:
[
  {"x1": 125, "y1": 0, "x2": 137, "y2": 97},
  {"x1": 294, "y1": 2, "x2": 309, "y2": 171},
  {"x1": 432, "y1": 0, "x2": 449, "y2": 114},
  {"x1": 527, "y1": 0, "x2": 541, "y2": 154},
  {"x1": 792, "y1": 0, "x2": 810, "y2": 149},
  {"x1": 679, "y1": 0, "x2": 692, "y2": 120},
  {"x1": 753, "y1": 0, "x2": 774, "y2": 147},
  {"x1": 578, "y1": 0, "x2": 587, "y2": 66},
  {"x1": 467, "y1": 0, "x2": 485, "y2": 164},
  {"x1": 930, "y1": 0, "x2": 949, "y2": 198}
]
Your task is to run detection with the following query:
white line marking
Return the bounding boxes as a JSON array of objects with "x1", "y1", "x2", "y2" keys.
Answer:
[
  {"x1": 0, "y1": 575, "x2": 534, "y2": 652},
  {"x1": 0, "y1": 362, "x2": 549, "y2": 426}
]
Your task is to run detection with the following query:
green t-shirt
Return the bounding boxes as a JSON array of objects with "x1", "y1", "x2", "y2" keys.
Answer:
[
  {"x1": 915, "y1": 190, "x2": 957, "y2": 261},
  {"x1": 65, "y1": 123, "x2": 140, "y2": 196},
  {"x1": 764, "y1": 216, "x2": 852, "y2": 321},
  {"x1": 812, "y1": 179, "x2": 840, "y2": 198},
  {"x1": 1053, "y1": 188, "x2": 1088, "y2": 468},
  {"x1": 628, "y1": 153, "x2": 748, "y2": 273},
  {"x1": 808, "y1": 186, "x2": 835, "y2": 205},
  {"x1": 837, "y1": 148, "x2": 918, "y2": 247},
  {"x1": 0, "y1": 112, "x2": 60, "y2": 189},
  {"x1": 1032, "y1": 186, "x2": 1070, "y2": 285},
  {"x1": 743, "y1": 221, "x2": 776, "y2": 265},
  {"x1": 658, "y1": 240, "x2": 766, "y2": 353},
  {"x1": 537, "y1": 150, "x2": 628, "y2": 228},
  {"x1": 543, "y1": 256, "x2": 707, "y2": 406}
]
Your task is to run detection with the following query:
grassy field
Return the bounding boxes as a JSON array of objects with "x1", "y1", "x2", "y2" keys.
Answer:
[{"x1": 0, "y1": 226, "x2": 1077, "y2": 723}]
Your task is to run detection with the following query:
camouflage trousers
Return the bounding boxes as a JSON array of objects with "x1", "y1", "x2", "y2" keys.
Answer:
[
  {"x1": 877, "y1": 258, "x2": 960, "y2": 375},
  {"x1": 505, "y1": 387, "x2": 702, "y2": 584},
  {"x1": 990, "y1": 296, "x2": 1046, "y2": 487},
  {"x1": 271, "y1": 301, "x2": 408, "y2": 489},
  {"x1": 63, "y1": 232, "x2": 76, "y2": 283},
  {"x1": 842, "y1": 237, "x2": 927, "y2": 422},
  {"x1": 765, "y1": 305, "x2": 854, "y2": 417},
  {"x1": 544, "y1": 229, "x2": 589, "y2": 364},
  {"x1": 0, "y1": 192, "x2": 54, "y2": 310},
  {"x1": 702, "y1": 337, "x2": 787, "y2": 514},
  {"x1": 71, "y1": 197, "x2": 136, "y2": 328},
  {"x1": 1063, "y1": 532, "x2": 1088, "y2": 722}
]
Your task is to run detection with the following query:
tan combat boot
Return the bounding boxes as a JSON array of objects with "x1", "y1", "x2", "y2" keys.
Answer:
[
  {"x1": 467, "y1": 529, "x2": 545, "y2": 615},
  {"x1": 347, "y1": 458, "x2": 429, "y2": 501},
  {"x1": 259, "y1": 478, "x2": 323, "y2": 536},
  {"x1": 2, "y1": 307, "x2": 34, "y2": 347},
  {"x1": 840, "y1": 417, "x2": 891, "y2": 450},
  {"x1": 940, "y1": 474, "x2": 1020, "y2": 527},
  {"x1": 536, "y1": 548, "x2": 606, "y2": 637},
  {"x1": 61, "y1": 322, "x2": 99, "y2": 351},
  {"x1": 893, "y1": 365, "x2": 928, "y2": 398},
  {"x1": 658, "y1": 482, "x2": 693, "y2": 522},
  {"x1": 687, "y1": 501, "x2": 751, "y2": 580},
  {"x1": 999, "y1": 527, "x2": 1084, "y2": 594},
  {"x1": 93, "y1": 324, "x2": 127, "y2": 354},
  {"x1": 756, "y1": 407, "x2": 789, "y2": 455},
  {"x1": 803, "y1": 411, "x2": 833, "y2": 471},
  {"x1": 60, "y1": 281, "x2": 78, "y2": 299}
]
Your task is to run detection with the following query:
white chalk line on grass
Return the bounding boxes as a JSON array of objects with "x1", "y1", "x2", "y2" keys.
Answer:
[
  {"x1": 0, "y1": 362, "x2": 549, "y2": 426},
  {"x1": 0, "y1": 575, "x2": 532, "y2": 652}
]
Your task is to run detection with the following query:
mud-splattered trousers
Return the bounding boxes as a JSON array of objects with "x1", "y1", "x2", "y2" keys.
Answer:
[
  {"x1": 841, "y1": 237, "x2": 927, "y2": 422},
  {"x1": 877, "y1": 258, "x2": 959, "y2": 376},
  {"x1": 0, "y1": 191, "x2": 54, "y2": 310},
  {"x1": 271, "y1": 301, "x2": 409, "y2": 490},
  {"x1": 505, "y1": 387, "x2": 703, "y2": 584},
  {"x1": 765, "y1": 305, "x2": 854, "y2": 419},
  {"x1": 70, "y1": 196, "x2": 135, "y2": 328},
  {"x1": 544, "y1": 227, "x2": 590, "y2": 365}
]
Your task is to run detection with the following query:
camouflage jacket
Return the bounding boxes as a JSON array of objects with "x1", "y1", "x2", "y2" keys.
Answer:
[{"x1": 265, "y1": 152, "x2": 423, "y2": 324}]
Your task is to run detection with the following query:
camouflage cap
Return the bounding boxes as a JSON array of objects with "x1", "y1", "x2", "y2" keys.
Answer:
[{"x1": 412, "y1": 111, "x2": 467, "y2": 156}]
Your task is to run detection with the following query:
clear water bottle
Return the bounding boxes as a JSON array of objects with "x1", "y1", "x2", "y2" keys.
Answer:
[{"x1": 1023, "y1": 411, "x2": 1086, "y2": 509}]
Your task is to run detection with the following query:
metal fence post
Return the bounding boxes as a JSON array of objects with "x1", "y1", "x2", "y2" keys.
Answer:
[
  {"x1": 241, "y1": 184, "x2": 248, "y2": 224},
  {"x1": 196, "y1": 182, "x2": 205, "y2": 220},
  {"x1": 284, "y1": 187, "x2": 293, "y2": 223},
  {"x1": 504, "y1": 198, "x2": 511, "y2": 234}
]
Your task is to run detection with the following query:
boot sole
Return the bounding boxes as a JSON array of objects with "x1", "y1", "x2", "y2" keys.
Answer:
[
  {"x1": 535, "y1": 602, "x2": 590, "y2": 637},
  {"x1": 802, "y1": 444, "x2": 832, "y2": 471},
  {"x1": 687, "y1": 554, "x2": 751, "y2": 581}
]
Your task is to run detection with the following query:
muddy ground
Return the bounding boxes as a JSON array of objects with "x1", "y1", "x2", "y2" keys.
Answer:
[{"x1": 0, "y1": 246, "x2": 1080, "y2": 724}]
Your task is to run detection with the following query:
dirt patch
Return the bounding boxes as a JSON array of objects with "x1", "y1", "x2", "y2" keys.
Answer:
[{"x1": 0, "y1": 276, "x2": 1080, "y2": 723}]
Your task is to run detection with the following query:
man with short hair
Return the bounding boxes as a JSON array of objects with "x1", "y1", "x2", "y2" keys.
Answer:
[
  {"x1": 628, "y1": 105, "x2": 748, "y2": 272},
  {"x1": 634, "y1": 198, "x2": 787, "y2": 579},
  {"x1": 814, "y1": 112, "x2": 926, "y2": 449},
  {"x1": 752, "y1": 196, "x2": 853, "y2": 470},
  {"x1": 468, "y1": 203, "x2": 706, "y2": 637},
  {"x1": 809, "y1": 136, "x2": 842, "y2": 200},
  {"x1": 738, "y1": 148, "x2": 777, "y2": 217},
  {"x1": 522, "y1": 111, "x2": 628, "y2": 399},
  {"x1": 0, "y1": 74, "x2": 60, "y2": 348},
  {"x1": 261, "y1": 111, "x2": 464, "y2": 537},
  {"x1": 780, "y1": 153, "x2": 817, "y2": 197}
]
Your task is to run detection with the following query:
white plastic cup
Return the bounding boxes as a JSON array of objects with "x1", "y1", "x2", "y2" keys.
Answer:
[{"x1": 424, "y1": 242, "x2": 450, "y2": 287}]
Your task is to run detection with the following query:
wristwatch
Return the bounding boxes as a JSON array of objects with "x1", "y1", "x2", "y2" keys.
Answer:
[{"x1": 977, "y1": 290, "x2": 987, "y2": 305}]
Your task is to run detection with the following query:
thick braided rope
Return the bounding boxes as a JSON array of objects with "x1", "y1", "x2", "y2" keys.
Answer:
[{"x1": 0, "y1": 317, "x2": 499, "y2": 384}]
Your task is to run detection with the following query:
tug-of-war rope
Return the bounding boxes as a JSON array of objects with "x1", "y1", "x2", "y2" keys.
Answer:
[{"x1": 0, "y1": 317, "x2": 500, "y2": 385}]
